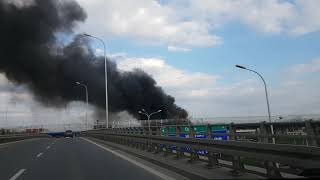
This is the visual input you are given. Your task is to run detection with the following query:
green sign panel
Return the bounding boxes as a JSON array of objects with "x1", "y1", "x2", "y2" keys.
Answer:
[
  {"x1": 211, "y1": 125, "x2": 226, "y2": 131},
  {"x1": 168, "y1": 127, "x2": 175, "y2": 135},
  {"x1": 180, "y1": 126, "x2": 190, "y2": 133},
  {"x1": 192, "y1": 125, "x2": 207, "y2": 133},
  {"x1": 160, "y1": 127, "x2": 166, "y2": 136}
]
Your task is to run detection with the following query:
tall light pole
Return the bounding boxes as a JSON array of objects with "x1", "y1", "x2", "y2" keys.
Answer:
[
  {"x1": 138, "y1": 109, "x2": 162, "y2": 135},
  {"x1": 235, "y1": 65, "x2": 275, "y2": 144},
  {"x1": 76, "y1": 82, "x2": 89, "y2": 131},
  {"x1": 82, "y1": 33, "x2": 109, "y2": 129}
]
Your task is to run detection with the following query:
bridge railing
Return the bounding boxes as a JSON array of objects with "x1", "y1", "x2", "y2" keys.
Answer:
[
  {"x1": 93, "y1": 119, "x2": 320, "y2": 146},
  {"x1": 84, "y1": 127, "x2": 320, "y2": 178}
]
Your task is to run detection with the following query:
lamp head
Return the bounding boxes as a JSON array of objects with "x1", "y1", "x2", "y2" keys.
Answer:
[
  {"x1": 157, "y1": 110, "x2": 162, "y2": 112},
  {"x1": 138, "y1": 111, "x2": 142, "y2": 114},
  {"x1": 76, "y1": 82, "x2": 80, "y2": 85},
  {"x1": 141, "y1": 109, "x2": 146, "y2": 112},
  {"x1": 82, "y1": 33, "x2": 91, "y2": 37},
  {"x1": 235, "y1": 65, "x2": 246, "y2": 69}
]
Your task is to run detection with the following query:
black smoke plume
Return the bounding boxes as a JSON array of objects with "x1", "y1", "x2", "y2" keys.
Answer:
[{"x1": 0, "y1": 0, "x2": 188, "y2": 120}]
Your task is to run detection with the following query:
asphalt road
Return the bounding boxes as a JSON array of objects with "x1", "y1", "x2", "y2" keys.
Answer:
[{"x1": 0, "y1": 137, "x2": 163, "y2": 180}]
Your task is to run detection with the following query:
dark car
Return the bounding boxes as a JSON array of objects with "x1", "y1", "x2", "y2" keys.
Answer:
[{"x1": 64, "y1": 130, "x2": 73, "y2": 138}]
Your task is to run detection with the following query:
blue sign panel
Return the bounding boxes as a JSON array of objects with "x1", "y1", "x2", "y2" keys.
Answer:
[
  {"x1": 196, "y1": 149, "x2": 208, "y2": 155},
  {"x1": 170, "y1": 145, "x2": 177, "y2": 150},
  {"x1": 180, "y1": 146, "x2": 192, "y2": 153},
  {"x1": 212, "y1": 129, "x2": 227, "y2": 140},
  {"x1": 194, "y1": 134, "x2": 206, "y2": 139},
  {"x1": 179, "y1": 134, "x2": 189, "y2": 138}
]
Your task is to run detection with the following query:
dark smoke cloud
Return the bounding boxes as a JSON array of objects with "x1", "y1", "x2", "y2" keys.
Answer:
[{"x1": 0, "y1": 0, "x2": 188, "y2": 120}]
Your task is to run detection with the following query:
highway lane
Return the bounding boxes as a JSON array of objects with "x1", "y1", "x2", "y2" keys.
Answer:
[
  {"x1": 0, "y1": 137, "x2": 164, "y2": 180},
  {"x1": 0, "y1": 138, "x2": 57, "y2": 180}
]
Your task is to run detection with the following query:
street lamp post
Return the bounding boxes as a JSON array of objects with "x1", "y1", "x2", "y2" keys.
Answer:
[
  {"x1": 138, "y1": 109, "x2": 162, "y2": 135},
  {"x1": 82, "y1": 33, "x2": 109, "y2": 129},
  {"x1": 235, "y1": 65, "x2": 275, "y2": 144},
  {"x1": 76, "y1": 82, "x2": 89, "y2": 131}
]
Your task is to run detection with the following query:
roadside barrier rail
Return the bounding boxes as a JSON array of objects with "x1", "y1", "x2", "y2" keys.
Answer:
[{"x1": 85, "y1": 129, "x2": 320, "y2": 178}]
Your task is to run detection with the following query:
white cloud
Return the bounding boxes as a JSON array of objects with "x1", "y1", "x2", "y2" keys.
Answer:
[
  {"x1": 167, "y1": 46, "x2": 191, "y2": 52},
  {"x1": 117, "y1": 57, "x2": 218, "y2": 91},
  {"x1": 286, "y1": 58, "x2": 320, "y2": 75},
  {"x1": 117, "y1": 55, "x2": 320, "y2": 118},
  {"x1": 188, "y1": 0, "x2": 294, "y2": 33},
  {"x1": 289, "y1": 0, "x2": 320, "y2": 35},
  {"x1": 75, "y1": 0, "x2": 320, "y2": 49},
  {"x1": 76, "y1": 0, "x2": 220, "y2": 48}
]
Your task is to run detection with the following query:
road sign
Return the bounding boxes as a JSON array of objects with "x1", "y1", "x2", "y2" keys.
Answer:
[
  {"x1": 160, "y1": 127, "x2": 166, "y2": 136},
  {"x1": 211, "y1": 125, "x2": 227, "y2": 140},
  {"x1": 180, "y1": 126, "x2": 190, "y2": 138},
  {"x1": 193, "y1": 125, "x2": 207, "y2": 138},
  {"x1": 168, "y1": 127, "x2": 176, "y2": 136},
  {"x1": 196, "y1": 149, "x2": 208, "y2": 155}
]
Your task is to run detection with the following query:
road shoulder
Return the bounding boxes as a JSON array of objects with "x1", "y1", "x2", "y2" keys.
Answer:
[{"x1": 81, "y1": 137, "x2": 190, "y2": 180}]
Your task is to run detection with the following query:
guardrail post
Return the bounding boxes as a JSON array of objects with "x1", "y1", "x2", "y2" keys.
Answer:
[
  {"x1": 230, "y1": 156, "x2": 245, "y2": 176},
  {"x1": 153, "y1": 144, "x2": 161, "y2": 154},
  {"x1": 206, "y1": 152, "x2": 221, "y2": 169},
  {"x1": 188, "y1": 149, "x2": 199, "y2": 163},
  {"x1": 260, "y1": 122, "x2": 282, "y2": 177},
  {"x1": 174, "y1": 146, "x2": 184, "y2": 159},
  {"x1": 162, "y1": 144, "x2": 169, "y2": 156},
  {"x1": 305, "y1": 120, "x2": 319, "y2": 147},
  {"x1": 264, "y1": 161, "x2": 282, "y2": 178}
]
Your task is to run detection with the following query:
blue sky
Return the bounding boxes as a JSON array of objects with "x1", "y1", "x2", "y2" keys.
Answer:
[{"x1": 74, "y1": 0, "x2": 320, "y2": 118}]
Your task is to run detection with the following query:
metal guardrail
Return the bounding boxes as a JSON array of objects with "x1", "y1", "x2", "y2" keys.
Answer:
[
  {"x1": 98, "y1": 119, "x2": 320, "y2": 147},
  {"x1": 0, "y1": 133, "x2": 50, "y2": 144},
  {"x1": 85, "y1": 130, "x2": 320, "y2": 178}
]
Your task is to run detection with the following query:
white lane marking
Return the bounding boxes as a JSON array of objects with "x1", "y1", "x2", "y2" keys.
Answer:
[
  {"x1": 36, "y1": 152, "x2": 43, "y2": 158},
  {"x1": 46, "y1": 146, "x2": 50, "y2": 149},
  {"x1": 81, "y1": 137, "x2": 175, "y2": 180},
  {"x1": 9, "y1": 169, "x2": 26, "y2": 180}
]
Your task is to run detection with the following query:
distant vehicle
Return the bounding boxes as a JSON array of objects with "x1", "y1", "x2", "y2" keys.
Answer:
[{"x1": 64, "y1": 130, "x2": 73, "y2": 138}]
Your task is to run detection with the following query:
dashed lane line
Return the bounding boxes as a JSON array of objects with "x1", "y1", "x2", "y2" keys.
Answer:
[
  {"x1": 9, "y1": 169, "x2": 26, "y2": 180},
  {"x1": 36, "y1": 152, "x2": 43, "y2": 158}
]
